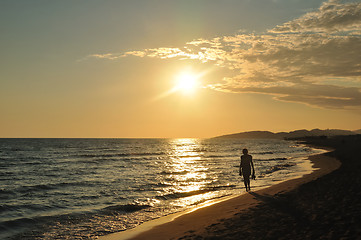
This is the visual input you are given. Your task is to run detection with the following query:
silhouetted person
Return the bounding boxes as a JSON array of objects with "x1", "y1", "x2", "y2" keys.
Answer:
[{"x1": 239, "y1": 148, "x2": 255, "y2": 192}]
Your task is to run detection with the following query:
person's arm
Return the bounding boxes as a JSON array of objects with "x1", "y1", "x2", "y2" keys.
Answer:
[
  {"x1": 251, "y1": 156, "x2": 255, "y2": 176},
  {"x1": 239, "y1": 157, "x2": 243, "y2": 176}
]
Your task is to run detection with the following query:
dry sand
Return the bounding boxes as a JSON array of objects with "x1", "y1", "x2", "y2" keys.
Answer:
[{"x1": 100, "y1": 144, "x2": 342, "y2": 240}]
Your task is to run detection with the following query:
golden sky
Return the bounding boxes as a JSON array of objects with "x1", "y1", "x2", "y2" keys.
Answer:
[{"x1": 1, "y1": 0, "x2": 361, "y2": 138}]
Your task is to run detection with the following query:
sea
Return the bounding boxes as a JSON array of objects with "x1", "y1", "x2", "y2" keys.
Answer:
[{"x1": 0, "y1": 138, "x2": 323, "y2": 239}]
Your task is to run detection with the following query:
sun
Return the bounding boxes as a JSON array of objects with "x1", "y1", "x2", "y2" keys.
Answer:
[
  {"x1": 153, "y1": 70, "x2": 204, "y2": 101},
  {"x1": 175, "y1": 72, "x2": 199, "y2": 94}
]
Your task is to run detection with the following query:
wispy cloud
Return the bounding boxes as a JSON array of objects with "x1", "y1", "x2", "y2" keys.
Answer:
[
  {"x1": 89, "y1": 0, "x2": 361, "y2": 109},
  {"x1": 271, "y1": 0, "x2": 361, "y2": 33}
]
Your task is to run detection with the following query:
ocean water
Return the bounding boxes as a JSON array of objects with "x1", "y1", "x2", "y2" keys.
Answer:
[{"x1": 0, "y1": 138, "x2": 322, "y2": 239}]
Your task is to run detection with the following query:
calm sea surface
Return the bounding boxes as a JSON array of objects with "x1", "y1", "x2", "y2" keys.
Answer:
[{"x1": 0, "y1": 138, "x2": 322, "y2": 239}]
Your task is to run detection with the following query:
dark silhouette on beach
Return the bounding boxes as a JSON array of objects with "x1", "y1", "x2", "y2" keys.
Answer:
[{"x1": 239, "y1": 148, "x2": 255, "y2": 191}]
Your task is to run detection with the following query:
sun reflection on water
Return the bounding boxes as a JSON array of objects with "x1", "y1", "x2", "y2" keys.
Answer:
[{"x1": 164, "y1": 138, "x2": 214, "y2": 206}]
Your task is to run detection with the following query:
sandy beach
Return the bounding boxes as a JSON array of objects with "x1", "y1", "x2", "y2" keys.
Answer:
[{"x1": 101, "y1": 135, "x2": 361, "y2": 240}]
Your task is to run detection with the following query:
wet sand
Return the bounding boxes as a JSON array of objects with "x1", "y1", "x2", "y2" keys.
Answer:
[{"x1": 100, "y1": 135, "x2": 361, "y2": 240}]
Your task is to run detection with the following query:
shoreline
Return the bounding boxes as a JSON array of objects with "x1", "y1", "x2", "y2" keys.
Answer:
[{"x1": 100, "y1": 146, "x2": 340, "y2": 240}]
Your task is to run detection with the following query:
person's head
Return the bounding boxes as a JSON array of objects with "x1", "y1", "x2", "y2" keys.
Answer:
[{"x1": 242, "y1": 148, "x2": 248, "y2": 155}]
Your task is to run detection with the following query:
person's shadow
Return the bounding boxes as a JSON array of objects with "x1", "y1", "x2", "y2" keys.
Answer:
[{"x1": 248, "y1": 191, "x2": 310, "y2": 226}]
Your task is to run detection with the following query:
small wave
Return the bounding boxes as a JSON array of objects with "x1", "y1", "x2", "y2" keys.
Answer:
[
  {"x1": 175, "y1": 155, "x2": 203, "y2": 159},
  {"x1": 16, "y1": 181, "x2": 94, "y2": 194},
  {"x1": 207, "y1": 185, "x2": 237, "y2": 191},
  {"x1": 155, "y1": 182, "x2": 173, "y2": 187},
  {"x1": 0, "y1": 216, "x2": 36, "y2": 233},
  {"x1": 101, "y1": 204, "x2": 150, "y2": 213},
  {"x1": 159, "y1": 170, "x2": 189, "y2": 175},
  {"x1": 0, "y1": 204, "x2": 18, "y2": 213},
  {"x1": 156, "y1": 185, "x2": 237, "y2": 200},
  {"x1": 76, "y1": 152, "x2": 165, "y2": 159},
  {"x1": 270, "y1": 157, "x2": 288, "y2": 161},
  {"x1": 143, "y1": 182, "x2": 173, "y2": 190},
  {"x1": 0, "y1": 188, "x2": 16, "y2": 197},
  {"x1": 77, "y1": 153, "x2": 127, "y2": 158},
  {"x1": 189, "y1": 193, "x2": 233, "y2": 206},
  {"x1": 204, "y1": 154, "x2": 235, "y2": 158},
  {"x1": 0, "y1": 203, "x2": 51, "y2": 214},
  {"x1": 264, "y1": 163, "x2": 295, "y2": 174},
  {"x1": 192, "y1": 148, "x2": 208, "y2": 153},
  {"x1": 9, "y1": 148, "x2": 24, "y2": 152},
  {"x1": 257, "y1": 157, "x2": 288, "y2": 161},
  {"x1": 156, "y1": 190, "x2": 210, "y2": 200},
  {"x1": 256, "y1": 151, "x2": 274, "y2": 155}
]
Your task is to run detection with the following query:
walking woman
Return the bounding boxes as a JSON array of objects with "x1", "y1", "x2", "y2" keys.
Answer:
[{"x1": 239, "y1": 148, "x2": 255, "y2": 191}]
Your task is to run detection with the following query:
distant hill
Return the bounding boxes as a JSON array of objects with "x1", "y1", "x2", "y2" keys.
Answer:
[
  {"x1": 354, "y1": 129, "x2": 361, "y2": 134},
  {"x1": 214, "y1": 131, "x2": 284, "y2": 139},
  {"x1": 214, "y1": 129, "x2": 357, "y2": 139},
  {"x1": 286, "y1": 129, "x2": 357, "y2": 139}
]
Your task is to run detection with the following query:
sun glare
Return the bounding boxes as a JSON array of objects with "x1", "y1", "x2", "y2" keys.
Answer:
[
  {"x1": 153, "y1": 70, "x2": 205, "y2": 101},
  {"x1": 175, "y1": 72, "x2": 199, "y2": 94}
]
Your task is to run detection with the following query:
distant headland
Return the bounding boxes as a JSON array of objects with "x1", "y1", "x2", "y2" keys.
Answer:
[{"x1": 214, "y1": 128, "x2": 361, "y2": 139}]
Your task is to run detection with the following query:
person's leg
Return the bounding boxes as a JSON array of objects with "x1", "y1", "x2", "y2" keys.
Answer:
[
  {"x1": 247, "y1": 178, "x2": 251, "y2": 191},
  {"x1": 244, "y1": 175, "x2": 250, "y2": 191},
  {"x1": 243, "y1": 178, "x2": 248, "y2": 190}
]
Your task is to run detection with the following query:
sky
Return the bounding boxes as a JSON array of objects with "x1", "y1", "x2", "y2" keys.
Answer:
[{"x1": 1, "y1": 0, "x2": 361, "y2": 138}]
